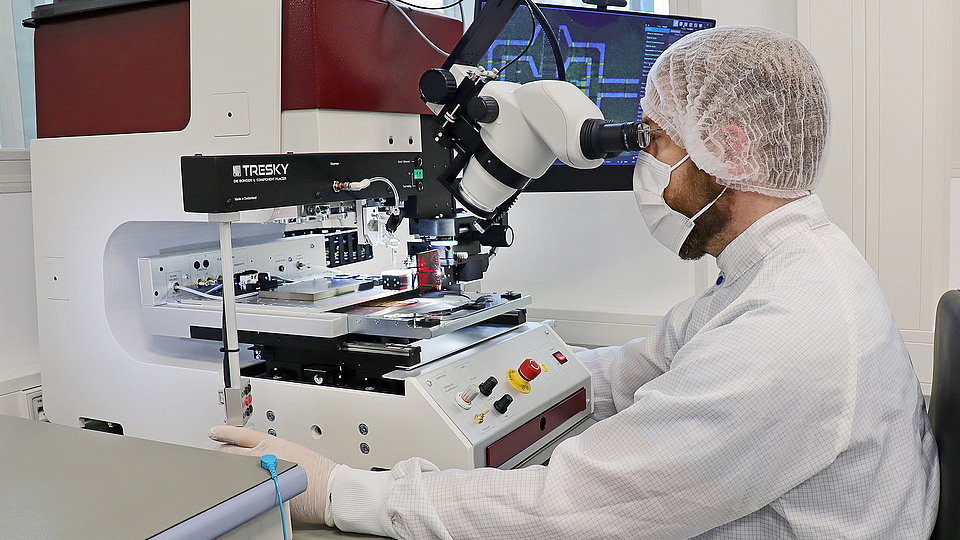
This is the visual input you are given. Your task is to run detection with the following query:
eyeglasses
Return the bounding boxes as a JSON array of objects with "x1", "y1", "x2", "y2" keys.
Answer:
[{"x1": 637, "y1": 123, "x2": 665, "y2": 149}]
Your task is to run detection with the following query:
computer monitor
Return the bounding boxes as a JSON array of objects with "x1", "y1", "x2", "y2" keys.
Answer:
[{"x1": 475, "y1": 2, "x2": 715, "y2": 191}]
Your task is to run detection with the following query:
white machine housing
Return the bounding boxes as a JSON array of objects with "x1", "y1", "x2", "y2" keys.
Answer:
[{"x1": 30, "y1": 0, "x2": 594, "y2": 470}]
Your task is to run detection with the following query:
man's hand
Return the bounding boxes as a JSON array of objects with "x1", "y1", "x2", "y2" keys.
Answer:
[{"x1": 209, "y1": 426, "x2": 338, "y2": 524}]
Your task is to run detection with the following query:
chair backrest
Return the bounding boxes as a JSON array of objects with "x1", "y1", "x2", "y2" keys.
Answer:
[{"x1": 930, "y1": 290, "x2": 960, "y2": 538}]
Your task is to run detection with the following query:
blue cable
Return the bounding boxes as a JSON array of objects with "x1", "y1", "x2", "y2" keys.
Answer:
[{"x1": 260, "y1": 454, "x2": 288, "y2": 540}]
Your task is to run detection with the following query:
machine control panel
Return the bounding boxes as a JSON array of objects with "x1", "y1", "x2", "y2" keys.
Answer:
[{"x1": 412, "y1": 323, "x2": 592, "y2": 467}]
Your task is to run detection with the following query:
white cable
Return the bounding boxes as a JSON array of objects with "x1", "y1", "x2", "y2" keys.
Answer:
[
  {"x1": 339, "y1": 176, "x2": 402, "y2": 215},
  {"x1": 177, "y1": 286, "x2": 259, "y2": 301},
  {"x1": 177, "y1": 286, "x2": 219, "y2": 300},
  {"x1": 386, "y1": 0, "x2": 450, "y2": 56},
  {"x1": 367, "y1": 177, "x2": 402, "y2": 215}
]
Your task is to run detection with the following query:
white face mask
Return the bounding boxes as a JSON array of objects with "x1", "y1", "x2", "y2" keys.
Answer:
[{"x1": 633, "y1": 151, "x2": 727, "y2": 255}]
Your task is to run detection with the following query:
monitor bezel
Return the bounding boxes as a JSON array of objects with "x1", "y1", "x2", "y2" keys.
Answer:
[{"x1": 472, "y1": 1, "x2": 715, "y2": 193}]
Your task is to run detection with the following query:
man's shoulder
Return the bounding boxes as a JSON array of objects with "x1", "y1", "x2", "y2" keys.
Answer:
[
  {"x1": 760, "y1": 222, "x2": 877, "y2": 291},
  {"x1": 720, "y1": 223, "x2": 890, "y2": 330}
]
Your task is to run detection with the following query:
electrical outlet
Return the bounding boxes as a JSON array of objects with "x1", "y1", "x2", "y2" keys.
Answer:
[{"x1": 24, "y1": 389, "x2": 45, "y2": 421}]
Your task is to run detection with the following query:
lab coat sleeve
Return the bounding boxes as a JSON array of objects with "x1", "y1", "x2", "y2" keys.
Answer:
[
  {"x1": 328, "y1": 297, "x2": 857, "y2": 539},
  {"x1": 575, "y1": 295, "x2": 698, "y2": 421}
]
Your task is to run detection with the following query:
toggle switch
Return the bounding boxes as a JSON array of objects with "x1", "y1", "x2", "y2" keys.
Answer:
[
  {"x1": 494, "y1": 394, "x2": 513, "y2": 414},
  {"x1": 478, "y1": 376, "x2": 498, "y2": 396},
  {"x1": 457, "y1": 385, "x2": 480, "y2": 409}
]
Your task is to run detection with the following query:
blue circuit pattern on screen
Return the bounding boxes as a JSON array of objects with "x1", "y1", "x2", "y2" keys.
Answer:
[{"x1": 480, "y1": 5, "x2": 713, "y2": 165}]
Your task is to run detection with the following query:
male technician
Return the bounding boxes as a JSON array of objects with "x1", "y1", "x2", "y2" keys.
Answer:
[{"x1": 210, "y1": 26, "x2": 939, "y2": 538}]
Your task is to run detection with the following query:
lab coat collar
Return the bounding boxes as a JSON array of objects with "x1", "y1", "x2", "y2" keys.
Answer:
[{"x1": 715, "y1": 194, "x2": 830, "y2": 285}]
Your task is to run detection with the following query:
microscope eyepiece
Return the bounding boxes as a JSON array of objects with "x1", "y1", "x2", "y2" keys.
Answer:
[{"x1": 580, "y1": 119, "x2": 642, "y2": 160}]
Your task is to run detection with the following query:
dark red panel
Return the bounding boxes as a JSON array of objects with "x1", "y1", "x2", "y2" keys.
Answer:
[
  {"x1": 486, "y1": 388, "x2": 588, "y2": 468},
  {"x1": 281, "y1": 0, "x2": 462, "y2": 115},
  {"x1": 33, "y1": 1, "x2": 191, "y2": 138}
]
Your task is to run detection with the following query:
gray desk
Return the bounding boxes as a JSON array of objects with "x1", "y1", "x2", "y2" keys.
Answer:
[{"x1": 0, "y1": 415, "x2": 306, "y2": 539}]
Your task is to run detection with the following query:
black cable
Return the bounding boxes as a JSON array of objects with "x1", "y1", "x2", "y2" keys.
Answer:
[
  {"x1": 428, "y1": 290, "x2": 472, "y2": 300},
  {"x1": 221, "y1": 302, "x2": 230, "y2": 387},
  {"x1": 498, "y1": 0, "x2": 536, "y2": 74},
  {"x1": 524, "y1": 0, "x2": 565, "y2": 81},
  {"x1": 393, "y1": 0, "x2": 468, "y2": 10}
]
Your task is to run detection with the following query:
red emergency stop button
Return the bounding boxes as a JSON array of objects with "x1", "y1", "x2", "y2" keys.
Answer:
[{"x1": 518, "y1": 358, "x2": 541, "y2": 382}]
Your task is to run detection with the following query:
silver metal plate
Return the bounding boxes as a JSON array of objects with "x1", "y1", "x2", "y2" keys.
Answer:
[
  {"x1": 173, "y1": 282, "x2": 411, "y2": 313},
  {"x1": 342, "y1": 293, "x2": 532, "y2": 339},
  {"x1": 259, "y1": 277, "x2": 361, "y2": 301},
  {"x1": 383, "y1": 323, "x2": 529, "y2": 374}
]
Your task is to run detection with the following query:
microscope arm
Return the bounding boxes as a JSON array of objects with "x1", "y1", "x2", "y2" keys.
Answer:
[{"x1": 512, "y1": 80, "x2": 607, "y2": 169}]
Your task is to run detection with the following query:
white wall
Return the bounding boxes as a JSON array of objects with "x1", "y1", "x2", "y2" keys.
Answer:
[
  {"x1": 0, "y1": 192, "x2": 39, "y2": 368},
  {"x1": 481, "y1": 191, "x2": 697, "y2": 346},
  {"x1": 0, "y1": 151, "x2": 40, "y2": 388},
  {"x1": 799, "y1": 0, "x2": 953, "y2": 395},
  {"x1": 948, "y1": 6, "x2": 960, "y2": 291},
  {"x1": 695, "y1": 0, "x2": 797, "y2": 36},
  {"x1": 0, "y1": 0, "x2": 25, "y2": 148}
]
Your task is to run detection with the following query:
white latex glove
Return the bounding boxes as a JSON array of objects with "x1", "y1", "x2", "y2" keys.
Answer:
[{"x1": 209, "y1": 426, "x2": 338, "y2": 524}]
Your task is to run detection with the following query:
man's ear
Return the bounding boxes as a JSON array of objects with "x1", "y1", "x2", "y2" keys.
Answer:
[{"x1": 716, "y1": 123, "x2": 750, "y2": 176}]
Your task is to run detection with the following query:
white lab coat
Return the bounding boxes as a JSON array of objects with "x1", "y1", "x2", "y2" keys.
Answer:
[{"x1": 327, "y1": 194, "x2": 939, "y2": 539}]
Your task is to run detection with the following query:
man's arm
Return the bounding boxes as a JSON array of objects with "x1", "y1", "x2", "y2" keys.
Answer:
[{"x1": 576, "y1": 295, "x2": 698, "y2": 421}]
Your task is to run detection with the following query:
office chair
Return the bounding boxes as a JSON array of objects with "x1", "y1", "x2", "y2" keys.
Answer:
[{"x1": 930, "y1": 289, "x2": 960, "y2": 539}]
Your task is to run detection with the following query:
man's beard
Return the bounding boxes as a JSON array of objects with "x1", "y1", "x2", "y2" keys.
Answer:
[{"x1": 672, "y1": 171, "x2": 732, "y2": 261}]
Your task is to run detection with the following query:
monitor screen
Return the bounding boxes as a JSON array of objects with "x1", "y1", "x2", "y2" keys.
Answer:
[{"x1": 475, "y1": 2, "x2": 715, "y2": 191}]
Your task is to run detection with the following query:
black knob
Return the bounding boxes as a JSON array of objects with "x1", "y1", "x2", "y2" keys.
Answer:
[
  {"x1": 479, "y1": 376, "x2": 498, "y2": 396},
  {"x1": 494, "y1": 394, "x2": 513, "y2": 414},
  {"x1": 385, "y1": 212, "x2": 404, "y2": 234},
  {"x1": 419, "y1": 69, "x2": 458, "y2": 104},
  {"x1": 478, "y1": 224, "x2": 514, "y2": 248},
  {"x1": 466, "y1": 96, "x2": 500, "y2": 123}
]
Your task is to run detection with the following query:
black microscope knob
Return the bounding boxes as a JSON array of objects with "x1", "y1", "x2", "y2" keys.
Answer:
[
  {"x1": 419, "y1": 68, "x2": 458, "y2": 104},
  {"x1": 466, "y1": 95, "x2": 500, "y2": 123}
]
